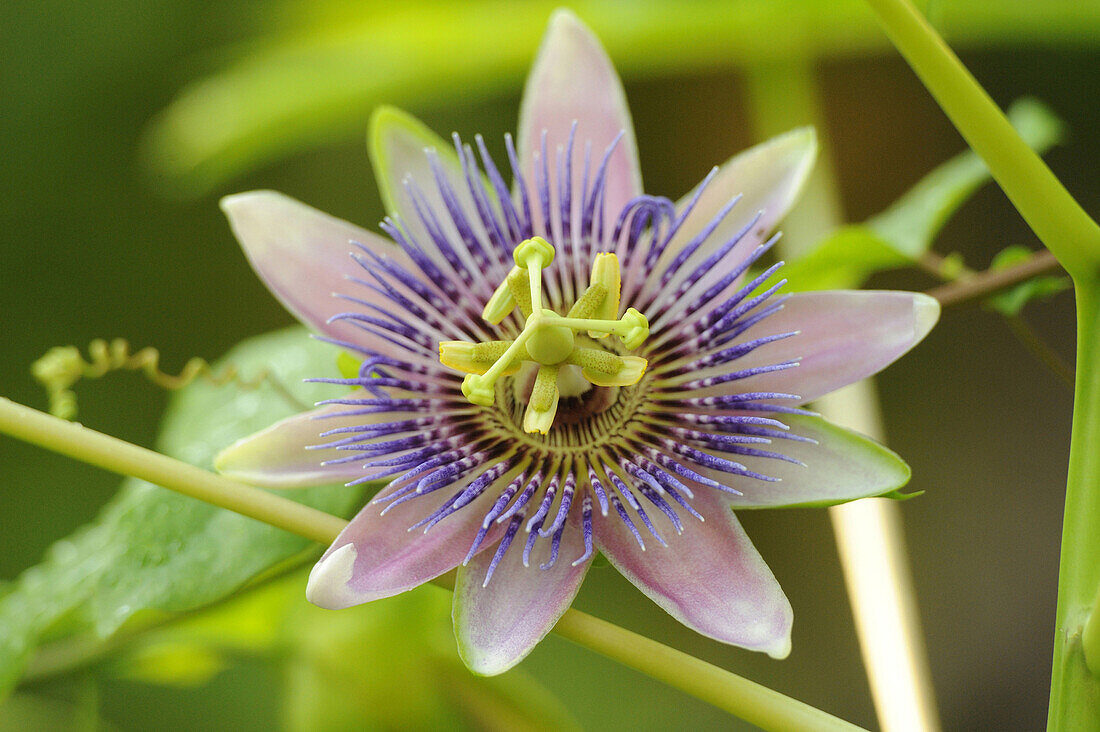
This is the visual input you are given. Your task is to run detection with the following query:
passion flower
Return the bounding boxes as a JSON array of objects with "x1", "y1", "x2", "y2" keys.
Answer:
[{"x1": 216, "y1": 10, "x2": 936, "y2": 674}]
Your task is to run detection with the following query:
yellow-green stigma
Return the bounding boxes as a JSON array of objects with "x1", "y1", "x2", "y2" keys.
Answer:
[{"x1": 439, "y1": 237, "x2": 649, "y2": 435}]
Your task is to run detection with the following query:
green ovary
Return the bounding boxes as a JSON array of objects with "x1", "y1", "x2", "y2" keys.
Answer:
[{"x1": 526, "y1": 312, "x2": 575, "y2": 365}]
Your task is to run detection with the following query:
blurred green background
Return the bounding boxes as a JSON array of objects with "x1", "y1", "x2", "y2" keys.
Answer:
[{"x1": 0, "y1": 1, "x2": 1097, "y2": 729}]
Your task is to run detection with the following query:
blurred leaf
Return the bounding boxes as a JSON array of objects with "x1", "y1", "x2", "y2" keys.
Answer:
[
  {"x1": 0, "y1": 691, "x2": 117, "y2": 732},
  {"x1": 110, "y1": 569, "x2": 299, "y2": 688},
  {"x1": 115, "y1": 642, "x2": 227, "y2": 688},
  {"x1": 985, "y1": 245, "x2": 1071, "y2": 316},
  {"x1": 112, "y1": 568, "x2": 577, "y2": 731},
  {"x1": 143, "y1": 1, "x2": 1099, "y2": 195},
  {"x1": 281, "y1": 582, "x2": 579, "y2": 732},
  {"x1": 0, "y1": 327, "x2": 362, "y2": 697},
  {"x1": 781, "y1": 98, "x2": 1064, "y2": 291},
  {"x1": 433, "y1": 660, "x2": 582, "y2": 732},
  {"x1": 772, "y1": 224, "x2": 911, "y2": 292},
  {"x1": 939, "y1": 251, "x2": 968, "y2": 280}
]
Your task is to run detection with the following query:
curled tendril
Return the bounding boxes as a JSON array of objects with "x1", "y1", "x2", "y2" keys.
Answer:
[{"x1": 31, "y1": 338, "x2": 305, "y2": 419}]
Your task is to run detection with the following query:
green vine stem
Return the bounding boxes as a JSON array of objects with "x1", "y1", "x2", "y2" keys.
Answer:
[
  {"x1": 1085, "y1": 583, "x2": 1100, "y2": 677},
  {"x1": 862, "y1": 0, "x2": 1100, "y2": 278},
  {"x1": 551, "y1": 609, "x2": 860, "y2": 731},
  {"x1": 1049, "y1": 288, "x2": 1100, "y2": 727},
  {"x1": 746, "y1": 60, "x2": 941, "y2": 732},
  {"x1": 862, "y1": 0, "x2": 1100, "y2": 727},
  {"x1": 0, "y1": 396, "x2": 864, "y2": 732}
]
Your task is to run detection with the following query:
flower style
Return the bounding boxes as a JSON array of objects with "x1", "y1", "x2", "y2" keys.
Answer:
[{"x1": 215, "y1": 10, "x2": 938, "y2": 675}]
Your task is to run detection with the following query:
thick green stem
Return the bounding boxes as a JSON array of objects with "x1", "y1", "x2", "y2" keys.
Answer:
[
  {"x1": 860, "y1": 0, "x2": 1100, "y2": 725},
  {"x1": 0, "y1": 397, "x2": 346, "y2": 544},
  {"x1": 863, "y1": 0, "x2": 1100, "y2": 279},
  {"x1": 0, "y1": 396, "x2": 863, "y2": 731},
  {"x1": 1048, "y1": 284, "x2": 1100, "y2": 729},
  {"x1": 552, "y1": 609, "x2": 861, "y2": 732},
  {"x1": 1084, "y1": 584, "x2": 1100, "y2": 677}
]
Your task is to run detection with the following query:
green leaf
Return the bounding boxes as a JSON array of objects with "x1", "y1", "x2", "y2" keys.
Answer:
[
  {"x1": 781, "y1": 98, "x2": 1064, "y2": 292},
  {"x1": 0, "y1": 327, "x2": 362, "y2": 697},
  {"x1": 774, "y1": 224, "x2": 912, "y2": 292},
  {"x1": 114, "y1": 642, "x2": 228, "y2": 688},
  {"x1": 985, "y1": 244, "x2": 1072, "y2": 316},
  {"x1": 110, "y1": 570, "x2": 298, "y2": 688}
]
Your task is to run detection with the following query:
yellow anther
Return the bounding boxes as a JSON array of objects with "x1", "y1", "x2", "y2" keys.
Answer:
[
  {"x1": 523, "y1": 365, "x2": 560, "y2": 434},
  {"x1": 593, "y1": 355, "x2": 647, "y2": 388},
  {"x1": 566, "y1": 347, "x2": 620, "y2": 373},
  {"x1": 566, "y1": 282, "x2": 608, "y2": 320},
  {"x1": 482, "y1": 278, "x2": 517, "y2": 324},
  {"x1": 439, "y1": 340, "x2": 519, "y2": 375},
  {"x1": 505, "y1": 267, "x2": 533, "y2": 318},
  {"x1": 587, "y1": 253, "x2": 621, "y2": 335},
  {"x1": 570, "y1": 350, "x2": 648, "y2": 387}
]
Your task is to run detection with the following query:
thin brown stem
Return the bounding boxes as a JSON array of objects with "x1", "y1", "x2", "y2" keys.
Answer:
[
  {"x1": 916, "y1": 251, "x2": 971, "y2": 280},
  {"x1": 927, "y1": 249, "x2": 1062, "y2": 307}
]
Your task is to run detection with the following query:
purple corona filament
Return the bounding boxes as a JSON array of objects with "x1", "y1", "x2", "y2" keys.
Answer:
[{"x1": 298, "y1": 128, "x2": 806, "y2": 583}]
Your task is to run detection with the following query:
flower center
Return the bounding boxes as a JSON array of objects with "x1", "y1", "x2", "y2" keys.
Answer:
[{"x1": 438, "y1": 237, "x2": 650, "y2": 435}]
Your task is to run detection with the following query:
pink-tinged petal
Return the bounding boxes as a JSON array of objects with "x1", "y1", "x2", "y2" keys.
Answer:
[
  {"x1": 676, "y1": 291, "x2": 940, "y2": 404},
  {"x1": 706, "y1": 414, "x2": 911, "y2": 508},
  {"x1": 639, "y1": 129, "x2": 816, "y2": 319},
  {"x1": 222, "y1": 190, "x2": 409, "y2": 348},
  {"x1": 518, "y1": 9, "x2": 642, "y2": 230},
  {"x1": 368, "y1": 106, "x2": 506, "y2": 302},
  {"x1": 454, "y1": 514, "x2": 591, "y2": 675},
  {"x1": 594, "y1": 491, "x2": 792, "y2": 658},
  {"x1": 215, "y1": 390, "x2": 394, "y2": 488},
  {"x1": 675, "y1": 127, "x2": 817, "y2": 261},
  {"x1": 307, "y1": 481, "x2": 503, "y2": 609}
]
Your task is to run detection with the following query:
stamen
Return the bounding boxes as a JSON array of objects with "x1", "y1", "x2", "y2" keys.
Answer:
[
  {"x1": 498, "y1": 469, "x2": 544, "y2": 523},
  {"x1": 438, "y1": 237, "x2": 651, "y2": 434},
  {"x1": 571, "y1": 495, "x2": 595, "y2": 566},
  {"x1": 539, "y1": 522, "x2": 565, "y2": 570},
  {"x1": 588, "y1": 465, "x2": 611, "y2": 515},
  {"x1": 483, "y1": 514, "x2": 524, "y2": 586}
]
